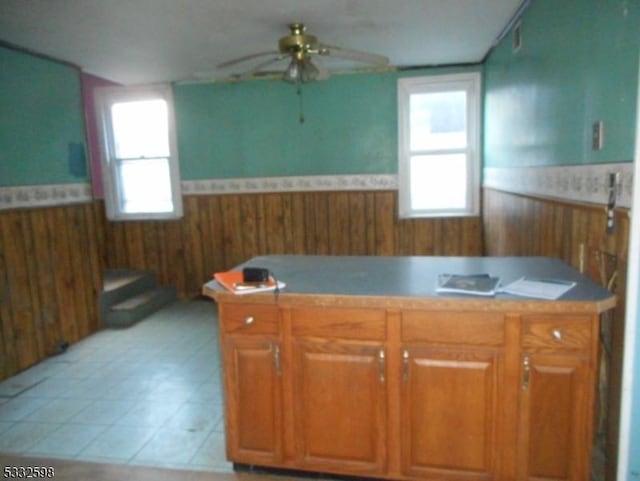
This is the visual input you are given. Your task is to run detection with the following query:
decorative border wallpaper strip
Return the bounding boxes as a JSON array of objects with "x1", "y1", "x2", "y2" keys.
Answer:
[
  {"x1": 483, "y1": 163, "x2": 634, "y2": 209},
  {"x1": 1, "y1": 165, "x2": 634, "y2": 210},
  {"x1": 0, "y1": 183, "x2": 93, "y2": 211},
  {"x1": 181, "y1": 174, "x2": 399, "y2": 195},
  {"x1": 0, "y1": 175, "x2": 398, "y2": 211}
]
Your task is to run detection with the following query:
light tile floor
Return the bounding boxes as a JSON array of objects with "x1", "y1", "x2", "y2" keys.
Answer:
[{"x1": 0, "y1": 299, "x2": 232, "y2": 473}]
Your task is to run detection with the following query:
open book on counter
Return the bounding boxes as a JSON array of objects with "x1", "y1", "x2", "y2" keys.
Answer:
[
  {"x1": 436, "y1": 273, "x2": 501, "y2": 297},
  {"x1": 212, "y1": 270, "x2": 285, "y2": 295}
]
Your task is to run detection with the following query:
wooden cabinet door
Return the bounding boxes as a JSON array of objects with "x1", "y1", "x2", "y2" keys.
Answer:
[
  {"x1": 401, "y1": 347, "x2": 503, "y2": 480},
  {"x1": 223, "y1": 336, "x2": 282, "y2": 465},
  {"x1": 517, "y1": 353, "x2": 591, "y2": 481},
  {"x1": 292, "y1": 339, "x2": 387, "y2": 475}
]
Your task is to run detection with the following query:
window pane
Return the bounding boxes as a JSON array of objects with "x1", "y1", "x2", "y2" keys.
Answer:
[
  {"x1": 118, "y1": 158, "x2": 173, "y2": 213},
  {"x1": 112, "y1": 100, "x2": 169, "y2": 158},
  {"x1": 410, "y1": 91, "x2": 467, "y2": 151},
  {"x1": 410, "y1": 154, "x2": 467, "y2": 210}
]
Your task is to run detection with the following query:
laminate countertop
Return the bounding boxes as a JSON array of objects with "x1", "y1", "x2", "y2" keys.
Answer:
[{"x1": 203, "y1": 255, "x2": 616, "y2": 313}]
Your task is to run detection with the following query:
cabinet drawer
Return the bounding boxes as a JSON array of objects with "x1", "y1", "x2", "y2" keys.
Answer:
[
  {"x1": 402, "y1": 311, "x2": 505, "y2": 346},
  {"x1": 220, "y1": 304, "x2": 280, "y2": 335},
  {"x1": 291, "y1": 307, "x2": 386, "y2": 340},
  {"x1": 521, "y1": 316, "x2": 592, "y2": 351}
]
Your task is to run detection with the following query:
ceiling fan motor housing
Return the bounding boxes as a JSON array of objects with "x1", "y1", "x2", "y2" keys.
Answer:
[{"x1": 279, "y1": 23, "x2": 318, "y2": 60}]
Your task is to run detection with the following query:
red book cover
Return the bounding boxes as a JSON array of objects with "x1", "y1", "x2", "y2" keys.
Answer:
[{"x1": 213, "y1": 271, "x2": 282, "y2": 295}]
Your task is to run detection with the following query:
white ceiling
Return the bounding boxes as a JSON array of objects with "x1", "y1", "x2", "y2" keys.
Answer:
[{"x1": 0, "y1": 0, "x2": 524, "y2": 85}]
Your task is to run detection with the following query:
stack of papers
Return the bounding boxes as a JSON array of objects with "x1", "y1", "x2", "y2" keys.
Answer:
[
  {"x1": 498, "y1": 277, "x2": 576, "y2": 300},
  {"x1": 436, "y1": 273, "x2": 501, "y2": 297}
]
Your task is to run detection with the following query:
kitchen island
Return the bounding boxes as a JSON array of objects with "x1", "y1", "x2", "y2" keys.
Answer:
[{"x1": 203, "y1": 255, "x2": 615, "y2": 481}]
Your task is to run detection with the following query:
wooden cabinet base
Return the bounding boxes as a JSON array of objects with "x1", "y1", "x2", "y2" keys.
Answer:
[
  {"x1": 214, "y1": 302, "x2": 605, "y2": 481},
  {"x1": 207, "y1": 256, "x2": 614, "y2": 481}
]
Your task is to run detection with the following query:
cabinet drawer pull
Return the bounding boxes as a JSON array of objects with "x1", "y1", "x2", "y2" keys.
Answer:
[
  {"x1": 378, "y1": 349, "x2": 385, "y2": 383},
  {"x1": 402, "y1": 349, "x2": 409, "y2": 382},
  {"x1": 552, "y1": 328, "x2": 563, "y2": 341},
  {"x1": 273, "y1": 344, "x2": 281, "y2": 376},
  {"x1": 522, "y1": 355, "x2": 530, "y2": 390},
  {"x1": 245, "y1": 316, "x2": 254, "y2": 325}
]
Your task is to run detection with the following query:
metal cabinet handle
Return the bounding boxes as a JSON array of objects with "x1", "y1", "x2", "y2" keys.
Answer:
[
  {"x1": 552, "y1": 328, "x2": 563, "y2": 341},
  {"x1": 378, "y1": 349, "x2": 385, "y2": 383},
  {"x1": 273, "y1": 344, "x2": 281, "y2": 376},
  {"x1": 402, "y1": 349, "x2": 409, "y2": 382},
  {"x1": 522, "y1": 355, "x2": 530, "y2": 390},
  {"x1": 245, "y1": 316, "x2": 254, "y2": 325}
]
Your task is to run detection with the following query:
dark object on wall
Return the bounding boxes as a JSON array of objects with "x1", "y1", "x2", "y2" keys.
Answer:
[{"x1": 68, "y1": 142, "x2": 87, "y2": 177}]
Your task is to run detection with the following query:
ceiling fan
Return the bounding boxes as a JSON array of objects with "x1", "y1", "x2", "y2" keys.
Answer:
[{"x1": 217, "y1": 23, "x2": 390, "y2": 83}]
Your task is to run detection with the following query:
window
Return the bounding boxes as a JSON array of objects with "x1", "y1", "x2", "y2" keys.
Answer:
[
  {"x1": 94, "y1": 85, "x2": 182, "y2": 220},
  {"x1": 397, "y1": 72, "x2": 481, "y2": 218}
]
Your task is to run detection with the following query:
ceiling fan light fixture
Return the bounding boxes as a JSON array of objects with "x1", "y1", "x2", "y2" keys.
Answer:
[
  {"x1": 300, "y1": 58, "x2": 319, "y2": 83},
  {"x1": 283, "y1": 58, "x2": 319, "y2": 84},
  {"x1": 283, "y1": 59, "x2": 300, "y2": 83}
]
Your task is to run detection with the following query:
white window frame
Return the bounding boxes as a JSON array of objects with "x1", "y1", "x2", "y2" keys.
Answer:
[
  {"x1": 94, "y1": 84, "x2": 183, "y2": 221},
  {"x1": 397, "y1": 72, "x2": 481, "y2": 218}
]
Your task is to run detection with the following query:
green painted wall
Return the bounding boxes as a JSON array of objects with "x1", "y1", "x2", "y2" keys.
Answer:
[
  {"x1": 0, "y1": 43, "x2": 477, "y2": 186},
  {"x1": 483, "y1": 0, "x2": 639, "y2": 167},
  {"x1": 174, "y1": 67, "x2": 478, "y2": 180},
  {"x1": 0, "y1": 46, "x2": 88, "y2": 186}
]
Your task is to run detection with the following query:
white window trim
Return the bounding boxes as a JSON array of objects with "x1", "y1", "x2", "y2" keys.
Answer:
[
  {"x1": 397, "y1": 72, "x2": 481, "y2": 218},
  {"x1": 94, "y1": 84, "x2": 183, "y2": 221}
]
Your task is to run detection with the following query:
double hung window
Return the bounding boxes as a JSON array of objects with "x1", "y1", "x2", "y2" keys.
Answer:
[
  {"x1": 397, "y1": 72, "x2": 481, "y2": 218},
  {"x1": 95, "y1": 85, "x2": 182, "y2": 220}
]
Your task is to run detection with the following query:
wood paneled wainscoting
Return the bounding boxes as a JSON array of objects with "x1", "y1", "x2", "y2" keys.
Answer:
[
  {"x1": 100, "y1": 190, "x2": 484, "y2": 299},
  {"x1": 0, "y1": 191, "x2": 483, "y2": 382},
  {"x1": 0, "y1": 203, "x2": 104, "y2": 380},
  {"x1": 482, "y1": 187, "x2": 629, "y2": 481},
  {"x1": 482, "y1": 188, "x2": 629, "y2": 264}
]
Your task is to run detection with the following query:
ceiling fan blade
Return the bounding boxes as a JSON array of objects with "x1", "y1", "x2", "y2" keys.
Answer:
[
  {"x1": 310, "y1": 58, "x2": 330, "y2": 81},
  {"x1": 318, "y1": 44, "x2": 389, "y2": 66},
  {"x1": 217, "y1": 51, "x2": 280, "y2": 69},
  {"x1": 237, "y1": 54, "x2": 288, "y2": 80}
]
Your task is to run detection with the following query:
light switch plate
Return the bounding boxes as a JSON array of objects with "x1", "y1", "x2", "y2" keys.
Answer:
[{"x1": 592, "y1": 120, "x2": 604, "y2": 150}]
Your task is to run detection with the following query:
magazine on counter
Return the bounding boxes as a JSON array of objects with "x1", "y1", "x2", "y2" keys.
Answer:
[{"x1": 436, "y1": 273, "x2": 501, "y2": 297}]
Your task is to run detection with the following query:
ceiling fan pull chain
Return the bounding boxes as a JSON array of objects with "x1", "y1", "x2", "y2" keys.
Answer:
[{"x1": 297, "y1": 83, "x2": 305, "y2": 124}]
